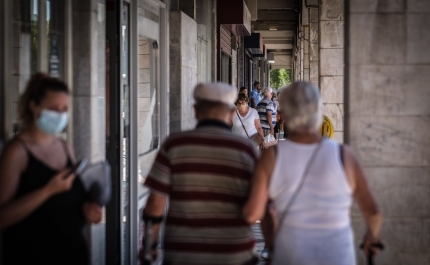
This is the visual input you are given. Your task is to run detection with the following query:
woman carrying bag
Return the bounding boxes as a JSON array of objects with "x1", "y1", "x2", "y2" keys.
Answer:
[
  {"x1": 232, "y1": 93, "x2": 265, "y2": 149},
  {"x1": 243, "y1": 82, "x2": 383, "y2": 265}
]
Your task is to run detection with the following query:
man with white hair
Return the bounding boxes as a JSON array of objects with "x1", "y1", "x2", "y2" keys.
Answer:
[
  {"x1": 256, "y1": 87, "x2": 277, "y2": 136},
  {"x1": 139, "y1": 83, "x2": 258, "y2": 265}
]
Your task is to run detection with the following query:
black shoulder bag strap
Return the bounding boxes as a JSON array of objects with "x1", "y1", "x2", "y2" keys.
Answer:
[
  {"x1": 236, "y1": 111, "x2": 250, "y2": 138},
  {"x1": 276, "y1": 139, "x2": 325, "y2": 229}
]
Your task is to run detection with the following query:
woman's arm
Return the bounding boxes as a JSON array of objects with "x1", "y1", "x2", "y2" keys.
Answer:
[
  {"x1": 343, "y1": 145, "x2": 382, "y2": 254},
  {"x1": 243, "y1": 146, "x2": 276, "y2": 224},
  {"x1": 0, "y1": 140, "x2": 75, "y2": 229},
  {"x1": 83, "y1": 202, "x2": 103, "y2": 223},
  {"x1": 254, "y1": 119, "x2": 265, "y2": 139}
]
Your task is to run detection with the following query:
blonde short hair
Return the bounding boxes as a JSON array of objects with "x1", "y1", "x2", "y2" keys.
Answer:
[{"x1": 279, "y1": 82, "x2": 323, "y2": 132}]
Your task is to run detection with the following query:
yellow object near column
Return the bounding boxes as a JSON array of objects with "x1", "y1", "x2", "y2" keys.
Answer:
[{"x1": 320, "y1": 115, "x2": 334, "y2": 139}]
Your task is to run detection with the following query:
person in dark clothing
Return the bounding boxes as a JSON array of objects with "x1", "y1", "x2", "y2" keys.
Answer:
[{"x1": 0, "y1": 73, "x2": 102, "y2": 265}]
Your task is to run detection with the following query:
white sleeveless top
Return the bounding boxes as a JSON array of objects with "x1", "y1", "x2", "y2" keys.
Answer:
[
  {"x1": 269, "y1": 139, "x2": 356, "y2": 265},
  {"x1": 232, "y1": 108, "x2": 259, "y2": 138}
]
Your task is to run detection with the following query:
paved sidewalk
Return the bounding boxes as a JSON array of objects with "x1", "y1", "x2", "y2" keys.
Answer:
[{"x1": 253, "y1": 223, "x2": 267, "y2": 265}]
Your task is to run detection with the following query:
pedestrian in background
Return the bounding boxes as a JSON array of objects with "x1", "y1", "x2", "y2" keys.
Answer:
[
  {"x1": 0, "y1": 74, "x2": 102, "y2": 265},
  {"x1": 239, "y1": 86, "x2": 248, "y2": 95},
  {"x1": 272, "y1": 91, "x2": 279, "y2": 112},
  {"x1": 243, "y1": 82, "x2": 382, "y2": 265},
  {"x1": 139, "y1": 83, "x2": 258, "y2": 265},
  {"x1": 232, "y1": 93, "x2": 265, "y2": 149},
  {"x1": 256, "y1": 87, "x2": 276, "y2": 136},
  {"x1": 250, "y1": 81, "x2": 262, "y2": 108}
]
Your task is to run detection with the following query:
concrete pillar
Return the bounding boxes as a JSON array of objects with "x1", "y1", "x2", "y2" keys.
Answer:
[
  {"x1": 72, "y1": 0, "x2": 106, "y2": 264},
  {"x1": 303, "y1": 26, "x2": 310, "y2": 82},
  {"x1": 319, "y1": 0, "x2": 344, "y2": 142},
  {"x1": 347, "y1": 1, "x2": 430, "y2": 264},
  {"x1": 169, "y1": 11, "x2": 197, "y2": 133},
  {"x1": 300, "y1": 33, "x2": 304, "y2": 80},
  {"x1": 237, "y1": 37, "x2": 245, "y2": 88},
  {"x1": 293, "y1": 37, "x2": 301, "y2": 81},
  {"x1": 309, "y1": 7, "x2": 319, "y2": 87}
]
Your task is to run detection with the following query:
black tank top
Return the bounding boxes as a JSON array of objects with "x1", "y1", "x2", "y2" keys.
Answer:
[{"x1": 2, "y1": 137, "x2": 89, "y2": 265}]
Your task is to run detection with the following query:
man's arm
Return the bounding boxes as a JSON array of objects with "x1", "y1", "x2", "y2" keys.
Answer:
[
  {"x1": 266, "y1": 110, "x2": 274, "y2": 135},
  {"x1": 139, "y1": 192, "x2": 167, "y2": 262},
  {"x1": 144, "y1": 192, "x2": 167, "y2": 245},
  {"x1": 251, "y1": 98, "x2": 256, "y2": 108}
]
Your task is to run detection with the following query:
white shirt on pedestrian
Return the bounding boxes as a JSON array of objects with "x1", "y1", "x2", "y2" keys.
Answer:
[
  {"x1": 232, "y1": 108, "x2": 259, "y2": 139},
  {"x1": 269, "y1": 139, "x2": 355, "y2": 265}
]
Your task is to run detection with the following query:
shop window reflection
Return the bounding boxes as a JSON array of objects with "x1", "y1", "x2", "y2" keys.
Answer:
[
  {"x1": 137, "y1": 37, "x2": 160, "y2": 163},
  {"x1": 47, "y1": 0, "x2": 64, "y2": 79}
]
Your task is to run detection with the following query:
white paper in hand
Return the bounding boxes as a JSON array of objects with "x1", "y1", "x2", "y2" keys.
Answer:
[{"x1": 79, "y1": 160, "x2": 111, "y2": 206}]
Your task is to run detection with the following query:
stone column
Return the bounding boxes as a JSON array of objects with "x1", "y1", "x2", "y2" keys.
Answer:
[
  {"x1": 319, "y1": 0, "x2": 344, "y2": 142},
  {"x1": 309, "y1": 7, "x2": 319, "y2": 87},
  {"x1": 303, "y1": 26, "x2": 310, "y2": 82},
  {"x1": 347, "y1": 1, "x2": 430, "y2": 264},
  {"x1": 295, "y1": 36, "x2": 301, "y2": 81},
  {"x1": 293, "y1": 37, "x2": 301, "y2": 81},
  {"x1": 237, "y1": 37, "x2": 245, "y2": 88},
  {"x1": 169, "y1": 11, "x2": 197, "y2": 133},
  {"x1": 72, "y1": 0, "x2": 106, "y2": 264}
]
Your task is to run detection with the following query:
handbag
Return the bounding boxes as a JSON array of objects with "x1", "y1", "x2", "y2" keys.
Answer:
[
  {"x1": 236, "y1": 111, "x2": 264, "y2": 145},
  {"x1": 79, "y1": 160, "x2": 112, "y2": 206}
]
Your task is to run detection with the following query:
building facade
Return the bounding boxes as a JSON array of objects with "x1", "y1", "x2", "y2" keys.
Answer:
[{"x1": 1, "y1": 0, "x2": 430, "y2": 265}]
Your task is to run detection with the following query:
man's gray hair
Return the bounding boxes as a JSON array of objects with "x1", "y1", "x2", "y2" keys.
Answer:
[
  {"x1": 262, "y1": 87, "x2": 273, "y2": 96},
  {"x1": 279, "y1": 82, "x2": 323, "y2": 132}
]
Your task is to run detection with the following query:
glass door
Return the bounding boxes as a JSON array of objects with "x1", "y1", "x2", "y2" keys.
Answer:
[
  {"x1": 137, "y1": 36, "x2": 160, "y2": 244},
  {"x1": 121, "y1": 2, "x2": 131, "y2": 265},
  {"x1": 135, "y1": 0, "x2": 163, "y2": 262}
]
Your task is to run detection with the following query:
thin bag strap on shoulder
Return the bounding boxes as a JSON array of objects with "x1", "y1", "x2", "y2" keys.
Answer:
[
  {"x1": 236, "y1": 111, "x2": 250, "y2": 138},
  {"x1": 277, "y1": 139, "x2": 325, "y2": 228}
]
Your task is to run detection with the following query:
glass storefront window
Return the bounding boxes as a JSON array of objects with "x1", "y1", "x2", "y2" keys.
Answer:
[
  {"x1": 5, "y1": 0, "x2": 39, "y2": 136},
  {"x1": 136, "y1": 1, "x2": 162, "y2": 251},
  {"x1": 5, "y1": 0, "x2": 67, "y2": 137},
  {"x1": 47, "y1": 0, "x2": 65, "y2": 79},
  {"x1": 137, "y1": 37, "x2": 159, "y2": 156}
]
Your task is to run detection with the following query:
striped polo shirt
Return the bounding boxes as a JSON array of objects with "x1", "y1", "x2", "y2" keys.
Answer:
[
  {"x1": 145, "y1": 120, "x2": 258, "y2": 265},
  {"x1": 256, "y1": 97, "x2": 277, "y2": 130}
]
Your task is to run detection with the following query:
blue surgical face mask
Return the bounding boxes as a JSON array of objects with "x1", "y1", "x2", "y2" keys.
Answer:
[{"x1": 36, "y1": 109, "x2": 69, "y2": 135}]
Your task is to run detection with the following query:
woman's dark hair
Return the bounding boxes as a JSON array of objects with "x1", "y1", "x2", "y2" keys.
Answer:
[
  {"x1": 236, "y1": 93, "x2": 249, "y2": 104},
  {"x1": 239, "y1": 87, "x2": 248, "y2": 93},
  {"x1": 18, "y1": 73, "x2": 69, "y2": 129}
]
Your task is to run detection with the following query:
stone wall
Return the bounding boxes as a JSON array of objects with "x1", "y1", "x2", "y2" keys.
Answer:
[
  {"x1": 309, "y1": 7, "x2": 319, "y2": 87},
  {"x1": 303, "y1": 26, "x2": 310, "y2": 82},
  {"x1": 347, "y1": 0, "x2": 430, "y2": 264},
  {"x1": 320, "y1": 0, "x2": 344, "y2": 143},
  {"x1": 72, "y1": 0, "x2": 106, "y2": 264},
  {"x1": 169, "y1": 11, "x2": 197, "y2": 133}
]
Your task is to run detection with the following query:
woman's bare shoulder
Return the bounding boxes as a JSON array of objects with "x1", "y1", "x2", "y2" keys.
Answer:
[
  {"x1": 0, "y1": 137, "x2": 28, "y2": 173},
  {"x1": 2, "y1": 138, "x2": 27, "y2": 159}
]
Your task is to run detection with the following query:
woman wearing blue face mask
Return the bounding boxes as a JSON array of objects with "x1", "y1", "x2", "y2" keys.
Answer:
[{"x1": 0, "y1": 73, "x2": 102, "y2": 265}]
